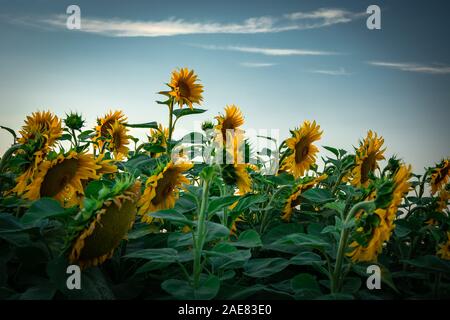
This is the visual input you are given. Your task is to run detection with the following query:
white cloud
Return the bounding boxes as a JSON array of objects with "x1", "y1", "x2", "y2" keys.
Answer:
[
  {"x1": 193, "y1": 44, "x2": 336, "y2": 56},
  {"x1": 368, "y1": 61, "x2": 450, "y2": 74},
  {"x1": 240, "y1": 62, "x2": 277, "y2": 68},
  {"x1": 14, "y1": 7, "x2": 361, "y2": 37},
  {"x1": 310, "y1": 67, "x2": 351, "y2": 76}
]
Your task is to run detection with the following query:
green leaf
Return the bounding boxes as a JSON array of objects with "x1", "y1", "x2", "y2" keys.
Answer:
[
  {"x1": 207, "y1": 195, "x2": 240, "y2": 216},
  {"x1": 271, "y1": 233, "x2": 329, "y2": 250},
  {"x1": 148, "y1": 209, "x2": 192, "y2": 225},
  {"x1": 59, "y1": 133, "x2": 72, "y2": 141},
  {"x1": 324, "y1": 201, "x2": 346, "y2": 215},
  {"x1": 204, "y1": 221, "x2": 230, "y2": 242},
  {"x1": 291, "y1": 273, "x2": 321, "y2": 293},
  {"x1": 301, "y1": 188, "x2": 334, "y2": 204},
  {"x1": 290, "y1": 252, "x2": 324, "y2": 266},
  {"x1": 125, "y1": 122, "x2": 158, "y2": 129},
  {"x1": 402, "y1": 255, "x2": 450, "y2": 273},
  {"x1": 173, "y1": 108, "x2": 207, "y2": 118},
  {"x1": 228, "y1": 230, "x2": 262, "y2": 248},
  {"x1": 162, "y1": 275, "x2": 220, "y2": 300},
  {"x1": 19, "y1": 282, "x2": 56, "y2": 300},
  {"x1": 231, "y1": 194, "x2": 267, "y2": 213},
  {"x1": 0, "y1": 126, "x2": 17, "y2": 141},
  {"x1": 206, "y1": 244, "x2": 251, "y2": 270},
  {"x1": 21, "y1": 198, "x2": 75, "y2": 224},
  {"x1": 244, "y1": 258, "x2": 290, "y2": 278},
  {"x1": 323, "y1": 146, "x2": 339, "y2": 158},
  {"x1": 124, "y1": 248, "x2": 179, "y2": 263}
]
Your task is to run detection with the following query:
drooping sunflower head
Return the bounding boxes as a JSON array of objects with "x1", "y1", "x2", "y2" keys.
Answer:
[
  {"x1": 148, "y1": 124, "x2": 169, "y2": 157},
  {"x1": 169, "y1": 68, "x2": 203, "y2": 109},
  {"x1": 437, "y1": 232, "x2": 450, "y2": 260},
  {"x1": 281, "y1": 174, "x2": 327, "y2": 221},
  {"x1": 348, "y1": 130, "x2": 386, "y2": 187},
  {"x1": 68, "y1": 178, "x2": 141, "y2": 269},
  {"x1": 215, "y1": 105, "x2": 245, "y2": 143},
  {"x1": 24, "y1": 151, "x2": 100, "y2": 207},
  {"x1": 281, "y1": 121, "x2": 322, "y2": 178},
  {"x1": 106, "y1": 121, "x2": 130, "y2": 160},
  {"x1": 18, "y1": 110, "x2": 62, "y2": 150},
  {"x1": 137, "y1": 160, "x2": 193, "y2": 223},
  {"x1": 221, "y1": 164, "x2": 252, "y2": 195},
  {"x1": 436, "y1": 188, "x2": 449, "y2": 212},
  {"x1": 429, "y1": 159, "x2": 450, "y2": 195},
  {"x1": 348, "y1": 208, "x2": 391, "y2": 262},
  {"x1": 93, "y1": 110, "x2": 127, "y2": 148}
]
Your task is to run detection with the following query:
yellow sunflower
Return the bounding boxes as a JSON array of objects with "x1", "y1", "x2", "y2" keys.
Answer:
[
  {"x1": 437, "y1": 232, "x2": 450, "y2": 260},
  {"x1": 347, "y1": 130, "x2": 385, "y2": 187},
  {"x1": 18, "y1": 111, "x2": 62, "y2": 149},
  {"x1": 281, "y1": 174, "x2": 327, "y2": 221},
  {"x1": 107, "y1": 121, "x2": 130, "y2": 160},
  {"x1": 169, "y1": 68, "x2": 203, "y2": 109},
  {"x1": 93, "y1": 110, "x2": 127, "y2": 149},
  {"x1": 95, "y1": 153, "x2": 118, "y2": 176},
  {"x1": 24, "y1": 151, "x2": 100, "y2": 207},
  {"x1": 348, "y1": 164, "x2": 411, "y2": 262},
  {"x1": 221, "y1": 164, "x2": 252, "y2": 195},
  {"x1": 69, "y1": 182, "x2": 141, "y2": 269},
  {"x1": 281, "y1": 121, "x2": 322, "y2": 178},
  {"x1": 148, "y1": 124, "x2": 169, "y2": 158},
  {"x1": 137, "y1": 161, "x2": 193, "y2": 223},
  {"x1": 11, "y1": 150, "x2": 46, "y2": 196},
  {"x1": 437, "y1": 189, "x2": 449, "y2": 212},
  {"x1": 430, "y1": 159, "x2": 450, "y2": 195}
]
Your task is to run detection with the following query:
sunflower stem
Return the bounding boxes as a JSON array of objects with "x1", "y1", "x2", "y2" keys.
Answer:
[
  {"x1": 167, "y1": 99, "x2": 174, "y2": 153},
  {"x1": 193, "y1": 174, "x2": 211, "y2": 288},
  {"x1": 331, "y1": 200, "x2": 375, "y2": 293}
]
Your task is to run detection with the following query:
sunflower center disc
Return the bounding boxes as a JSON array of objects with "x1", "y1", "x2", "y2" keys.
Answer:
[{"x1": 40, "y1": 158, "x2": 78, "y2": 197}]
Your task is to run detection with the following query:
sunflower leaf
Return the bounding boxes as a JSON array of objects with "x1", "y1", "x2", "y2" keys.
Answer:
[
  {"x1": 125, "y1": 122, "x2": 158, "y2": 129},
  {"x1": 173, "y1": 108, "x2": 207, "y2": 119},
  {"x1": 21, "y1": 198, "x2": 76, "y2": 225}
]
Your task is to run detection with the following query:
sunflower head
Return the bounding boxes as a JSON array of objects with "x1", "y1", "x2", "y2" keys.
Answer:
[
  {"x1": 18, "y1": 111, "x2": 62, "y2": 150},
  {"x1": 281, "y1": 174, "x2": 327, "y2": 221},
  {"x1": 106, "y1": 121, "x2": 130, "y2": 160},
  {"x1": 281, "y1": 121, "x2": 322, "y2": 178},
  {"x1": 429, "y1": 159, "x2": 450, "y2": 195},
  {"x1": 221, "y1": 164, "x2": 252, "y2": 195},
  {"x1": 148, "y1": 124, "x2": 169, "y2": 157},
  {"x1": 347, "y1": 130, "x2": 386, "y2": 187},
  {"x1": 168, "y1": 68, "x2": 203, "y2": 109},
  {"x1": 67, "y1": 177, "x2": 140, "y2": 269},
  {"x1": 23, "y1": 151, "x2": 100, "y2": 207},
  {"x1": 93, "y1": 110, "x2": 127, "y2": 148},
  {"x1": 437, "y1": 232, "x2": 450, "y2": 260},
  {"x1": 137, "y1": 160, "x2": 193, "y2": 222},
  {"x1": 64, "y1": 112, "x2": 85, "y2": 131},
  {"x1": 215, "y1": 105, "x2": 245, "y2": 144}
]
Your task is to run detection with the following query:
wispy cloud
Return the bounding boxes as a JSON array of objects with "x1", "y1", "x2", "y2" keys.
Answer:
[
  {"x1": 368, "y1": 61, "x2": 450, "y2": 75},
  {"x1": 240, "y1": 62, "x2": 277, "y2": 68},
  {"x1": 193, "y1": 44, "x2": 336, "y2": 56},
  {"x1": 9, "y1": 8, "x2": 362, "y2": 37},
  {"x1": 285, "y1": 8, "x2": 364, "y2": 29},
  {"x1": 310, "y1": 67, "x2": 351, "y2": 76}
]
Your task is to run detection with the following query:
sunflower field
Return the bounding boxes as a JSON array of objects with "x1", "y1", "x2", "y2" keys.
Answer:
[{"x1": 0, "y1": 68, "x2": 449, "y2": 300}]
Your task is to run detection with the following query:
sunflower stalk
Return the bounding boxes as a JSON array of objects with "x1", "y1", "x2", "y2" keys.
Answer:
[
  {"x1": 331, "y1": 200, "x2": 375, "y2": 293},
  {"x1": 193, "y1": 167, "x2": 215, "y2": 288}
]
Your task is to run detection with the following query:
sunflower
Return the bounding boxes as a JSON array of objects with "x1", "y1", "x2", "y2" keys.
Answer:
[
  {"x1": 281, "y1": 174, "x2": 327, "y2": 221},
  {"x1": 148, "y1": 124, "x2": 169, "y2": 158},
  {"x1": 437, "y1": 232, "x2": 450, "y2": 260},
  {"x1": 93, "y1": 110, "x2": 127, "y2": 149},
  {"x1": 107, "y1": 121, "x2": 130, "y2": 160},
  {"x1": 68, "y1": 180, "x2": 140, "y2": 269},
  {"x1": 215, "y1": 105, "x2": 245, "y2": 143},
  {"x1": 221, "y1": 164, "x2": 252, "y2": 195},
  {"x1": 348, "y1": 164, "x2": 411, "y2": 262},
  {"x1": 436, "y1": 189, "x2": 449, "y2": 212},
  {"x1": 429, "y1": 159, "x2": 450, "y2": 195},
  {"x1": 11, "y1": 150, "x2": 46, "y2": 196},
  {"x1": 137, "y1": 161, "x2": 193, "y2": 223},
  {"x1": 347, "y1": 130, "x2": 385, "y2": 187},
  {"x1": 169, "y1": 68, "x2": 203, "y2": 109},
  {"x1": 281, "y1": 121, "x2": 322, "y2": 178},
  {"x1": 95, "y1": 153, "x2": 118, "y2": 176},
  {"x1": 24, "y1": 151, "x2": 100, "y2": 207},
  {"x1": 18, "y1": 111, "x2": 62, "y2": 150}
]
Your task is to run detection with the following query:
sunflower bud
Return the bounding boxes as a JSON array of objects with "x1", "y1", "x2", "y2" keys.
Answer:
[
  {"x1": 201, "y1": 121, "x2": 214, "y2": 132},
  {"x1": 64, "y1": 112, "x2": 85, "y2": 131}
]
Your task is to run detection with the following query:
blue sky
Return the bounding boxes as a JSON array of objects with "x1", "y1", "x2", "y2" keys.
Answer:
[{"x1": 0, "y1": 0, "x2": 449, "y2": 173}]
